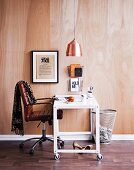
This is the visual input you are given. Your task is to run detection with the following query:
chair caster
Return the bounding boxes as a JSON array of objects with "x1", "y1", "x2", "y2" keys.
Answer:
[
  {"x1": 57, "y1": 143, "x2": 61, "y2": 149},
  {"x1": 54, "y1": 153, "x2": 60, "y2": 160},
  {"x1": 60, "y1": 140, "x2": 64, "y2": 147},
  {"x1": 29, "y1": 149, "x2": 34, "y2": 155},
  {"x1": 58, "y1": 140, "x2": 64, "y2": 149},
  {"x1": 19, "y1": 143, "x2": 24, "y2": 149},
  {"x1": 39, "y1": 141, "x2": 42, "y2": 145},
  {"x1": 96, "y1": 154, "x2": 103, "y2": 161}
]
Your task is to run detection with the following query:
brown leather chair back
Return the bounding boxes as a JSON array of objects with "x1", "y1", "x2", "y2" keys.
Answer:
[
  {"x1": 18, "y1": 81, "x2": 63, "y2": 123},
  {"x1": 19, "y1": 83, "x2": 33, "y2": 122}
]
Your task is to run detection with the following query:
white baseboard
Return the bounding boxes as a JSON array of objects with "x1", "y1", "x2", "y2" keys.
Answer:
[
  {"x1": 0, "y1": 133, "x2": 91, "y2": 141},
  {"x1": 112, "y1": 134, "x2": 134, "y2": 140},
  {"x1": 0, "y1": 135, "x2": 45, "y2": 141},
  {"x1": 0, "y1": 134, "x2": 134, "y2": 141}
]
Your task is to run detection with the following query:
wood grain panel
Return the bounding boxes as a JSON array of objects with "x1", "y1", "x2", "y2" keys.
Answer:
[
  {"x1": 0, "y1": 0, "x2": 134, "y2": 135},
  {"x1": 0, "y1": 0, "x2": 52, "y2": 134}
]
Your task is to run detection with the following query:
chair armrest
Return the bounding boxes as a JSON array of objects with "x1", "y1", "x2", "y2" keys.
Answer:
[
  {"x1": 32, "y1": 102, "x2": 53, "y2": 105},
  {"x1": 36, "y1": 97, "x2": 52, "y2": 100}
]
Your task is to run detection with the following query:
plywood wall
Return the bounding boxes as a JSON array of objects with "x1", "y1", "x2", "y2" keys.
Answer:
[{"x1": 0, "y1": 0, "x2": 134, "y2": 135}]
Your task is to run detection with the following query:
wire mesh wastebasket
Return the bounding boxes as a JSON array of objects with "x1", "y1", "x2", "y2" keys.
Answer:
[{"x1": 92, "y1": 109, "x2": 117, "y2": 143}]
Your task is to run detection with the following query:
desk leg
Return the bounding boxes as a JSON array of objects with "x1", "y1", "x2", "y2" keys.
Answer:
[
  {"x1": 95, "y1": 105, "x2": 100, "y2": 154},
  {"x1": 54, "y1": 107, "x2": 57, "y2": 154},
  {"x1": 90, "y1": 109, "x2": 93, "y2": 139},
  {"x1": 53, "y1": 107, "x2": 60, "y2": 160},
  {"x1": 95, "y1": 105, "x2": 103, "y2": 160}
]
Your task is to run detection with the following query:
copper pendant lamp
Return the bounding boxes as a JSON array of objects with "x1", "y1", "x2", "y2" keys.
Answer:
[{"x1": 66, "y1": 0, "x2": 82, "y2": 57}]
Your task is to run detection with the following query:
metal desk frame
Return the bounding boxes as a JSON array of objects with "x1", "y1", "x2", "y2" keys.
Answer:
[{"x1": 53, "y1": 95, "x2": 103, "y2": 160}]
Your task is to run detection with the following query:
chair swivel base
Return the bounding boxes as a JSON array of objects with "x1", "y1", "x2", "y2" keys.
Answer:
[{"x1": 19, "y1": 129, "x2": 64, "y2": 155}]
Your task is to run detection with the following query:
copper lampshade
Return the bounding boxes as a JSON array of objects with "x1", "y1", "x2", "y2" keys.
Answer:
[{"x1": 66, "y1": 39, "x2": 82, "y2": 57}]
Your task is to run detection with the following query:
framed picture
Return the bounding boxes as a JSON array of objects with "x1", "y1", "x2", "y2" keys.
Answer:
[
  {"x1": 68, "y1": 78, "x2": 83, "y2": 92},
  {"x1": 32, "y1": 51, "x2": 58, "y2": 83},
  {"x1": 69, "y1": 78, "x2": 80, "y2": 92}
]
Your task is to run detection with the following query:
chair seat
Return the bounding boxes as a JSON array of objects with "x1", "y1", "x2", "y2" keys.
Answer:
[{"x1": 27, "y1": 111, "x2": 51, "y2": 122}]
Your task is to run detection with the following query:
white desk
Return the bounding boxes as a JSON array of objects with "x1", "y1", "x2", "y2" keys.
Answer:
[{"x1": 53, "y1": 95, "x2": 103, "y2": 160}]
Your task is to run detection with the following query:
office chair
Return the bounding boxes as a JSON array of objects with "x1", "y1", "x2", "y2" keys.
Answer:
[{"x1": 18, "y1": 81, "x2": 64, "y2": 154}]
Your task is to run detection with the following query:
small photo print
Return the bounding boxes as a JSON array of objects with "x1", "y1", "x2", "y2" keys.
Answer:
[{"x1": 70, "y1": 78, "x2": 80, "y2": 92}]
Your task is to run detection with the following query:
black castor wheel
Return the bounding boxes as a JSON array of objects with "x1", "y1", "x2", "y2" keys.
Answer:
[
  {"x1": 19, "y1": 143, "x2": 24, "y2": 149},
  {"x1": 29, "y1": 149, "x2": 34, "y2": 155},
  {"x1": 96, "y1": 154, "x2": 103, "y2": 161},
  {"x1": 54, "y1": 153, "x2": 60, "y2": 160}
]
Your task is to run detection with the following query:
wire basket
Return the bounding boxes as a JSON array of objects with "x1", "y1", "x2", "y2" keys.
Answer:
[
  {"x1": 99, "y1": 109, "x2": 117, "y2": 130},
  {"x1": 92, "y1": 109, "x2": 117, "y2": 143}
]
